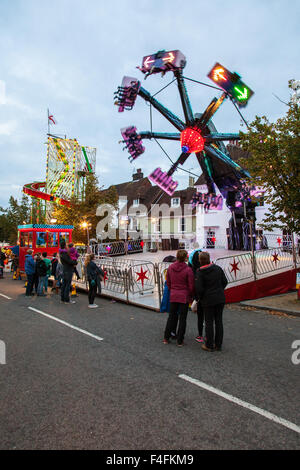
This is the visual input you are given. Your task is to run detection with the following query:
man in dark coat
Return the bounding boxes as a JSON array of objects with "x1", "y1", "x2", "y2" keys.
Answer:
[{"x1": 195, "y1": 252, "x2": 228, "y2": 352}]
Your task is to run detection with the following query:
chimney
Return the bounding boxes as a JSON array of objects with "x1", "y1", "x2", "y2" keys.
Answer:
[{"x1": 132, "y1": 168, "x2": 144, "y2": 181}]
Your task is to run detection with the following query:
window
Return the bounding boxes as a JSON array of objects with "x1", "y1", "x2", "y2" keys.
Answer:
[
  {"x1": 59, "y1": 232, "x2": 70, "y2": 245},
  {"x1": 171, "y1": 198, "x2": 180, "y2": 207},
  {"x1": 19, "y1": 232, "x2": 33, "y2": 248},
  {"x1": 154, "y1": 218, "x2": 161, "y2": 233},
  {"x1": 179, "y1": 217, "x2": 186, "y2": 233},
  {"x1": 36, "y1": 232, "x2": 47, "y2": 248},
  {"x1": 48, "y1": 232, "x2": 59, "y2": 248},
  {"x1": 133, "y1": 199, "x2": 140, "y2": 207}
]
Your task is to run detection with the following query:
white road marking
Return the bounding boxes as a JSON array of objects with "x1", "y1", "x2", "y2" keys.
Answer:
[
  {"x1": 179, "y1": 374, "x2": 300, "y2": 435},
  {"x1": 0, "y1": 293, "x2": 12, "y2": 300},
  {"x1": 28, "y1": 307, "x2": 104, "y2": 342}
]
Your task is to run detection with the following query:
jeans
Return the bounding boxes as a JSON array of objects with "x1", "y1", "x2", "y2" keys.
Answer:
[
  {"x1": 164, "y1": 302, "x2": 189, "y2": 345},
  {"x1": 61, "y1": 273, "x2": 73, "y2": 303},
  {"x1": 197, "y1": 301, "x2": 204, "y2": 337},
  {"x1": 88, "y1": 280, "x2": 97, "y2": 305},
  {"x1": 204, "y1": 303, "x2": 225, "y2": 349},
  {"x1": 37, "y1": 276, "x2": 48, "y2": 295},
  {"x1": 26, "y1": 274, "x2": 34, "y2": 296}
]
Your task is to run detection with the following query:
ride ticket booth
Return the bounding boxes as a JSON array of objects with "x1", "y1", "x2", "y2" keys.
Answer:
[{"x1": 17, "y1": 224, "x2": 73, "y2": 271}]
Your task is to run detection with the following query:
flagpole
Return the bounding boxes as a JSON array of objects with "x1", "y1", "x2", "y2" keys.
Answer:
[{"x1": 47, "y1": 108, "x2": 50, "y2": 135}]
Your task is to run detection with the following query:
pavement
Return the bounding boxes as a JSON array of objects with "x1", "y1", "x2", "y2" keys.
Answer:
[{"x1": 241, "y1": 291, "x2": 300, "y2": 317}]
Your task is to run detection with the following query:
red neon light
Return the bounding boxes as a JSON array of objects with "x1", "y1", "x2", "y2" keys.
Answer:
[{"x1": 180, "y1": 128, "x2": 205, "y2": 153}]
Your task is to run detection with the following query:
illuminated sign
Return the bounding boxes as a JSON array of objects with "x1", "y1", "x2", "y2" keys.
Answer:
[
  {"x1": 207, "y1": 62, "x2": 238, "y2": 92},
  {"x1": 230, "y1": 79, "x2": 254, "y2": 107},
  {"x1": 207, "y1": 62, "x2": 254, "y2": 107},
  {"x1": 140, "y1": 50, "x2": 186, "y2": 75}
]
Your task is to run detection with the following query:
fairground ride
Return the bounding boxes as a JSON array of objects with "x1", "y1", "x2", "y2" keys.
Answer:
[
  {"x1": 114, "y1": 50, "x2": 258, "y2": 250},
  {"x1": 23, "y1": 135, "x2": 96, "y2": 222}
]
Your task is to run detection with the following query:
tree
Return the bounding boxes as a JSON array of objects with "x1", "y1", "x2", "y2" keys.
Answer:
[
  {"x1": 52, "y1": 173, "x2": 118, "y2": 244},
  {"x1": 0, "y1": 194, "x2": 31, "y2": 243},
  {"x1": 240, "y1": 81, "x2": 300, "y2": 234}
]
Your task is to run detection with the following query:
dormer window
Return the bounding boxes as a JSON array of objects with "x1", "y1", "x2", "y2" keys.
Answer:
[{"x1": 171, "y1": 197, "x2": 180, "y2": 207}]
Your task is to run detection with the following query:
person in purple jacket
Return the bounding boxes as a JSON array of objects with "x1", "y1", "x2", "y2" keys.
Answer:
[{"x1": 163, "y1": 249, "x2": 195, "y2": 347}]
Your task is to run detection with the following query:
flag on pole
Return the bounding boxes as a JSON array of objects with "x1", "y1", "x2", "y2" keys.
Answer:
[{"x1": 48, "y1": 112, "x2": 57, "y2": 125}]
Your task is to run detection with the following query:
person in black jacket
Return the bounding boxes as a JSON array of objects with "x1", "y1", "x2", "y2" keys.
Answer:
[
  {"x1": 51, "y1": 253, "x2": 59, "y2": 293},
  {"x1": 59, "y1": 242, "x2": 77, "y2": 304},
  {"x1": 195, "y1": 252, "x2": 228, "y2": 352},
  {"x1": 36, "y1": 253, "x2": 48, "y2": 296},
  {"x1": 188, "y1": 249, "x2": 205, "y2": 344},
  {"x1": 85, "y1": 254, "x2": 104, "y2": 308}
]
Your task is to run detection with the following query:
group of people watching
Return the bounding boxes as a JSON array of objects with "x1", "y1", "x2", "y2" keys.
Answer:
[
  {"x1": 24, "y1": 242, "x2": 104, "y2": 308},
  {"x1": 24, "y1": 242, "x2": 80, "y2": 303},
  {"x1": 162, "y1": 249, "x2": 228, "y2": 352}
]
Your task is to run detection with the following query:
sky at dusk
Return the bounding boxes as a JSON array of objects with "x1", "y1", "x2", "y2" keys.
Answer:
[{"x1": 0, "y1": 0, "x2": 299, "y2": 208}]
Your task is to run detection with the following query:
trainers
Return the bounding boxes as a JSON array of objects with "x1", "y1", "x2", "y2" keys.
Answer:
[
  {"x1": 162, "y1": 339, "x2": 169, "y2": 344},
  {"x1": 195, "y1": 336, "x2": 204, "y2": 343},
  {"x1": 201, "y1": 344, "x2": 214, "y2": 352},
  {"x1": 177, "y1": 342, "x2": 184, "y2": 347},
  {"x1": 88, "y1": 304, "x2": 98, "y2": 308}
]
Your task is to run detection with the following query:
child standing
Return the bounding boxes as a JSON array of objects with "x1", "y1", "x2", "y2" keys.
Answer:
[
  {"x1": 85, "y1": 254, "x2": 104, "y2": 309},
  {"x1": 68, "y1": 243, "x2": 80, "y2": 280}
]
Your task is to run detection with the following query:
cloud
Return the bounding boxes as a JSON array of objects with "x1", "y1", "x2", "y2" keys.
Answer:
[{"x1": 0, "y1": 120, "x2": 17, "y2": 135}]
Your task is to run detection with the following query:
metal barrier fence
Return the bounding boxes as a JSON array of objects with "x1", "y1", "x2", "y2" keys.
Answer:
[
  {"x1": 72, "y1": 244, "x2": 299, "y2": 308},
  {"x1": 214, "y1": 252, "x2": 254, "y2": 284},
  {"x1": 90, "y1": 240, "x2": 143, "y2": 256},
  {"x1": 255, "y1": 247, "x2": 294, "y2": 276}
]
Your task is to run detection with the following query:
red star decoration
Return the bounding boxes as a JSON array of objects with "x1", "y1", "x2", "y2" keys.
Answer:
[
  {"x1": 103, "y1": 270, "x2": 108, "y2": 285},
  {"x1": 135, "y1": 267, "x2": 149, "y2": 287},
  {"x1": 276, "y1": 237, "x2": 282, "y2": 246},
  {"x1": 272, "y1": 252, "x2": 280, "y2": 264},
  {"x1": 211, "y1": 237, "x2": 216, "y2": 244},
  {"x1": 230, "y1": 258, "x2": 240, "y2": 277}
]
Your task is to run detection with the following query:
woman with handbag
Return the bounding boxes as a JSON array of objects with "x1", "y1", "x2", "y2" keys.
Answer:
[{"x1": 85, "y1": 254, "x2": 105, "y2": 309}]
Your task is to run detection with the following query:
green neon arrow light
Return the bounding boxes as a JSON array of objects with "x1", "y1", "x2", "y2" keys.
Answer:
[{"x1": 234, "y1": 86, "x2": 249, "y2": 101}]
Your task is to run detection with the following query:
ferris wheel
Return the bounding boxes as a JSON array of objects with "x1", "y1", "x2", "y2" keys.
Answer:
[{"x1": 114, "y1": 50, "x2": 257, "y2": 250}]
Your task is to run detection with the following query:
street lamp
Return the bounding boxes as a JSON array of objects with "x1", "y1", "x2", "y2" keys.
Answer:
[{"x1": 81, "y1": 221, "x2": 91, "y2": 246}]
